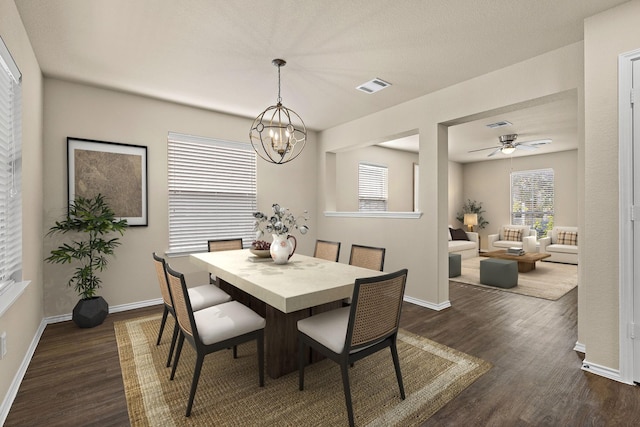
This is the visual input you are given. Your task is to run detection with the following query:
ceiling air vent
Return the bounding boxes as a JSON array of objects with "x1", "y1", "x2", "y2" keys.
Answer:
[
  {"x1": 485, "y1": 120, "x2": 512, "y2": 129},
  {"x1": 356, "y1": 78, "x2": 391, "y2": 94}
]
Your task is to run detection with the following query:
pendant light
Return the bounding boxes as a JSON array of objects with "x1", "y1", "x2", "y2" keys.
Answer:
[{"x1": 250, "y1": 59, "x2": 307, "y2": 164}]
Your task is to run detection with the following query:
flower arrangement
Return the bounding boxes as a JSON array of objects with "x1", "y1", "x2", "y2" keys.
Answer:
[{"x1": 253, "y1": 203, "x2": 309, "y2": 240}]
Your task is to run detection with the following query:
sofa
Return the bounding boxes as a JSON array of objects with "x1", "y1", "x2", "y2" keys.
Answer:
[
  {"x1": 538, "y1": 226, "x2": 578, "y2": 264},
  {"x1": 487, "y1": 224, "x2": 537, "y2": 253},
  {"x1": 448, "y1": 227, "x2": 479, "y2": 259}
]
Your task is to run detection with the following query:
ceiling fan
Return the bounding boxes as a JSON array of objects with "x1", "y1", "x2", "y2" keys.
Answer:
[{"x1": 468, "y1": 134, "x2": 551, "y2": 157}]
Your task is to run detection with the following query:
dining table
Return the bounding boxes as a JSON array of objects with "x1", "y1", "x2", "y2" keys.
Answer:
[{"x1": 190, "y1": 249, "x2": 382, "y2": 378}]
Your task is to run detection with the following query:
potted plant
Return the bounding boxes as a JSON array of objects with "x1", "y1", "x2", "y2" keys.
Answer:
[{"x1": 45, "y1": 194, "x2": 128, "y2": 328}]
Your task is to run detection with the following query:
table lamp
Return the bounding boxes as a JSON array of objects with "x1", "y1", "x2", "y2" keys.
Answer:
[{"x1": 463, "y1": 213, "x2": 478, "y2": 232}]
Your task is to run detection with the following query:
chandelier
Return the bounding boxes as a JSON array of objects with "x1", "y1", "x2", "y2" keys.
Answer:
[{"x1": 250, "y1": 59, "x2": 307, "y2": 164}]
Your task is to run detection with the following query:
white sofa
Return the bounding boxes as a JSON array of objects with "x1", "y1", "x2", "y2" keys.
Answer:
[
  {"x1": 539, "y1": 226, "x2": 578, "y2": 264},
  {"x1": 448, "y1": 227, "x2": 479, "y2": 259},
  {"x1": 487, "y1": 225, "x2": 537, "y2": 253}
]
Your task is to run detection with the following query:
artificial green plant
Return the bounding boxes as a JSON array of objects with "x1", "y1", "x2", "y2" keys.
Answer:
[{"x1": 45, "y1": 194, "x2": 128, "y2": 299}]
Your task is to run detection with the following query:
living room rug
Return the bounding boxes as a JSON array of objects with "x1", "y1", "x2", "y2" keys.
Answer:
[
  {"x1": 453, "y1": 257, "x2": 577, "y2": 300},
  {"x1": 115, "y1": 315, "x2": 490, "y2": 426}
]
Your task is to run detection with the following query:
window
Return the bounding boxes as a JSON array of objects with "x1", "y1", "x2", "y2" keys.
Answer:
[
  {"x1": 358, "y1": 162, "x2": 388, "y2": 211},
  {"x1": 167, "y1": 132, "x2": 257, "y2": 255},
  {"x1": 0, "y1": 36, "x2": 22, "y2": 298},
  {"x1": 510, "y1": 168, "x2": 554, "y2": 238}
]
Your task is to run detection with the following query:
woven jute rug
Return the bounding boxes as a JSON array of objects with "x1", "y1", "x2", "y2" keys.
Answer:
[
  {"x1": 115, "y1": 315, "x2": 490, "y2": 426},
  {"x1": 453, "y1": 257, "x2": 577, "y2": 300}
]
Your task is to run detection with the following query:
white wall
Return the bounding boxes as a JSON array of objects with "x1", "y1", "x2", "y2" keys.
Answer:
[
  {"x1": 0, "y1": 0, "x2": 44, "y2": 416},
  {"x1": 448, "y1": 161, "x2": 464, "y2": 228},
  {"x1": 317, "y1": 42, "x2": 584, "y2": 309},
  {"x1": 42, "y1": 79, "x2": 318, "y2": 317},
  {"x1": 335, "y1": 145, "x2": 418, "y2": 212},
  {"x1": 583, "y1": 0, "x2": 640, "y2": 371}
]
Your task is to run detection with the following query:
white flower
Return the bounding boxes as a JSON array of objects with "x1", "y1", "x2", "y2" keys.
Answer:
[{"x1": 253, "y1": 203, "x2": 309, "y2": 237}]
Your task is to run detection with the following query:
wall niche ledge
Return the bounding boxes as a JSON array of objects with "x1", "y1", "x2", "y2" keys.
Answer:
[{"x1": 323, "y1": 211, "x2": 422, "y2": 219}]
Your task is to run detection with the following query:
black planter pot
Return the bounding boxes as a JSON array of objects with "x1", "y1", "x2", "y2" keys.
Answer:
[{"x1": 72, "y1": 296, "x2": 109, "y2": 328}]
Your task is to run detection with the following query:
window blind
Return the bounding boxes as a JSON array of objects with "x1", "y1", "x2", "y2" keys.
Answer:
[
  {"x1": 358, "y1": 162, "x2": 388, "y2": 211},
  {"x1": 167, "y1": 132, "x2": 257, "y2": 255},
  {"x1": 0, "y1": 36, "x2": 22, "y2": 296},
  {"x1": 510, "y1": 168, "x2": 554, "y2": 238}
]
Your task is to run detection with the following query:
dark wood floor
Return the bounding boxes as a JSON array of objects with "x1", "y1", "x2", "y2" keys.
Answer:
[{"x1": 5, "y1": 283, "x2": 639, "y2": 426}]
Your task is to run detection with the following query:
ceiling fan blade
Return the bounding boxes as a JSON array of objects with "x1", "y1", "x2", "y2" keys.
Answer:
[
  {"x1": 515, "y1": 144, "x2": 537, "y2": 151},
  {"x1": 468, "y1": 146, "x2": 500, "y2": 153},
  {"x1": 519, "y1": 138, "x2": 551, "y2": 146},
  {"x1": 487, "y1": 147, "x2": 502, "y2": 157}
]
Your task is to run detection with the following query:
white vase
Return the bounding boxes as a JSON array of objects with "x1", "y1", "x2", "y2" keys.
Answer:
[{"x1": 270, "y1": 234, "x2": 297, "y2": 264}]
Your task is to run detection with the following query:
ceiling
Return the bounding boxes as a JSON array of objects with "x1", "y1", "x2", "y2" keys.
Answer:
[{"x1": 15, "y1": 0, "x2": 624, "y2": 161}]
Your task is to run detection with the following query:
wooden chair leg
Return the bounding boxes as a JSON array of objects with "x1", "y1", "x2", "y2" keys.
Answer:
[
  {"x1": 156, "y1": 306, "x2": 169, "y2": 345},
  {"x1": 340, "y1": 360, "x2": 355, "y2": 427},
  {"x1": 166, "y1": 322, "x2": 179, "y2": 368},
  {"x1": 391, "y1": 341, "x2": 406, "y2": 399},
  {"x1": 185, "y1": 353, "x2": 205, "y2": 417},
  {"x1": 298, "y1": 339, "x2": 305, "y2": 391},
  {"x1": 170, "y1": 333, "x2": 185, "y2": 380},
  {"x1": 257, "y1": 331, "x2": 265, "y2": 387}
]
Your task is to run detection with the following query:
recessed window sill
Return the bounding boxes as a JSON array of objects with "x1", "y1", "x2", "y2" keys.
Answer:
[
  {"x1": 323, "y1": 211, "x2": 422, "y2": 219},
  {"x1": 0, "y1": 280, "x2": 31, "y2": 317}
]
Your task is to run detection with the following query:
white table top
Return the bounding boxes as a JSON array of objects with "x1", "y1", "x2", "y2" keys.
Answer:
[{"x1": 190, "y1": 249, "x2": 382, "y2": 313}]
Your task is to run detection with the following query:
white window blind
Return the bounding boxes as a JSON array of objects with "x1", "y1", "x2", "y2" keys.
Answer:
[
  {"x1": 167, "y1": 132, "x2": 257, "y2": 255},
  {"x1": 0, "y1": 36, "x2": 22, "y2": 297},
  {"x1": 510, "y1": 168, "x2": 554, "y2": 238},
  {"x1": 358, "y1": 162, "x2": 388, "y2": 211}
]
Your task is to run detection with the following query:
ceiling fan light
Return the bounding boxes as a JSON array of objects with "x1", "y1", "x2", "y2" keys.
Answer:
[{"x1": 501, "y1": 145, "x2": 516, "y2": 154}]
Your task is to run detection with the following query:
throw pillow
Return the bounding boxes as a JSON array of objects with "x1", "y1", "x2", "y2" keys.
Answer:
[
  {"x1": 449, "y1": 228, "x2": 469, "y2": 241},
  {"x1": 557, "y1": 231, "x2": 578, "y2": 246},
  {"x1": 503, "y1": 228, "x2": 522, "y2": 242}
]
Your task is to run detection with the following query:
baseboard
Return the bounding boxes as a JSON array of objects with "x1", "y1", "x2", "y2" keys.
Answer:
[
  {"x1": 403, "y1": 295, "x2": 451, "y2": 311},
  {"x1": 45, "y1": 297, "x2": 163, "y2": 324},
  {"x1": 0, "y1": 317, "x2": 47, "y2": 426},
  {"x1": 581, "y1": 359, "x2": 634, "y2": 385},
  {"x1": 574, "y1": 341, "x2": 585, "y2": 353}
]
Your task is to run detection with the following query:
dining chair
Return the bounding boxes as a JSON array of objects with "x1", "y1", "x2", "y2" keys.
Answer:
[
  {"x1": 165, "y1": 263, "x2": 266, "y2": 417},
  {"x1": 152, "y1": 252, "x2": 231, "y2": 368},
  {"x1": 349, "y1": 244, "x2": 386, "y2": 271},
  {"x1": 344, "y1": 244, "x2": 386, "y2": 306},
  {"x1": 313, "y1": 239, "x2": 341, "y2": 262},
  {"x1": 207, "y1": 238, "x2": 244, "y2": 283},
  {"x1": 297, "y1": 268, "x2": 409, "y2": 427}
]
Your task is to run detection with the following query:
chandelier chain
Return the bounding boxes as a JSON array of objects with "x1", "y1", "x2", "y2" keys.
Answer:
[{"x1": 277, "y1": 63, "x2": 282, "y2": 104}]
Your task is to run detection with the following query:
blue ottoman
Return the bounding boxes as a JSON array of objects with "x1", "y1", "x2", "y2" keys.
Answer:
[
  {"x1": 448, "y1": 253, "x2": 461, "y2": 278},
  {"x1": 480, "y1": 258, "x2": 518, "y2": 288}
]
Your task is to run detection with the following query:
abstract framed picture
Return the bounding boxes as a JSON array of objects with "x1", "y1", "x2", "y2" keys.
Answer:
[{"x1": 67, "y1": 137, "x2": 148, "y2": 226}]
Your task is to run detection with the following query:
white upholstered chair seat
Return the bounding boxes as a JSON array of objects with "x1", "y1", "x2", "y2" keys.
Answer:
[
  {"x1": 194, "y1": 301, "x2": 266, "y2": 345},
  {"x1": 298, "y1": 307, "x2": 350, "y2": 353},
  {"x1": 188, "y1": 285, "x2": 231, "y2": 311},
  {"x1": 488, "y1": 225, "x2": 537, "y2": 253},
  {"x1": 545, "y1": 244, "x2": 578, "y2": 254},
  {"x1": 538, "y1": 226, "x2": 579, "y2": 264}
]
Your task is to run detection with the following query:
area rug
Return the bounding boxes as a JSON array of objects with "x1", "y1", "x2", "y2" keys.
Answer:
[
  {"x1": 453, "y1": 257, "x2": 577, "y2": 300},
  {"x1": 115, "y1": 315, "x2": 490, "y2": 426}
]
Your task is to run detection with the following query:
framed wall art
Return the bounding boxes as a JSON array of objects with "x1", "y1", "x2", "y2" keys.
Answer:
[{"x1": 67, "y1": 137, "x2": 148, "y2": 226}]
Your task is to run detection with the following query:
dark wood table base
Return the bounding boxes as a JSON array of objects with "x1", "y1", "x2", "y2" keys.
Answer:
[{"x1": 219, "y1": 278, "x2": 341, "y2": 379}]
